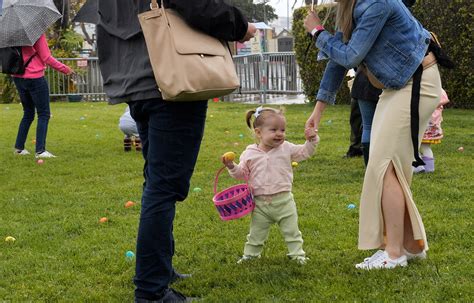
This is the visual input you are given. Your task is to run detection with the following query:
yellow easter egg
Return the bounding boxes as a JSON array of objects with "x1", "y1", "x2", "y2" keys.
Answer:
[
  {"x1": 223, "y1": 151, "x2": 236, "y2": 161},
  {"x1": 292, "y1": 162, "x2": 298, "y2": 167},
  {"x1": 5, "y1": 236, "x2": 16, "y2": 242}
]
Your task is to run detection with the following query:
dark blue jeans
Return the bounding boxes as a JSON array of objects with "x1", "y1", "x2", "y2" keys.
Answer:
[
  {"x1": 129, "y1": 99, "x2": 208, "y2": 299},
  {"x1": 13, "y1": 77, "x2": 51, "y2": 153},
  {"x1": 358, "y1": 99, "x2": 377, "y2": 144}
]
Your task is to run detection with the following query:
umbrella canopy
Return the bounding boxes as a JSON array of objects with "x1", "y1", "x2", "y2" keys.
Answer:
[
  {"x1": 72, "y1": 0, "x2": 98, "y2": 24},
  {"x1": 0, "y1": 0, "x2": 61, "y2": 48}
]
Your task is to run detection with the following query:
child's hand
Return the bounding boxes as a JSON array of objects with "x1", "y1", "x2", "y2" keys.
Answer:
[
  {"x1": 221, "y1": 156, "x2": 235, "y2": 169},
  {"x1": 305, "y1": 127, "x2": 319, "y2": 142},
  {"x1": 222, "y1": 152, "x2": 236, "y2": 169}
]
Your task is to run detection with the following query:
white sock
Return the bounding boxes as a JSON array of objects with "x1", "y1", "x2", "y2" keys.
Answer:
[{"x1": 420, "y1": 143, "x2": 433, "y2": 158}]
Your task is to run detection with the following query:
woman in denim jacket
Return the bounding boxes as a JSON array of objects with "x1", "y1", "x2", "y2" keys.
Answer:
[{"x1": 304, "y1": 0, "x2": 441, "y2": 269}]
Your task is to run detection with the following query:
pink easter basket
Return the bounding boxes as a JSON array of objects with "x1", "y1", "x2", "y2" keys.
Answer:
[{"x1": 212, "y1": 167, "x2": 254, "y2": 221}]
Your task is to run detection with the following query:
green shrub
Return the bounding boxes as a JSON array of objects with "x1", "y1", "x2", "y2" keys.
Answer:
[
  {"x1": 411, "y1": 1, "x2": 473, "y2": 109},
  {"x1": 0, "y1": 74, "x2": 19, "y2": 104},
  {"x1": 292, "y1": 4, "x2": 351, "y2": 105},
  {"x1": 293, "y1": 1, "x2": 474, "y2": 109}
]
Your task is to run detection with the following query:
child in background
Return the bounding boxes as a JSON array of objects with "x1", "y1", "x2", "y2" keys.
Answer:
[
  {"x1": 414, "y1": 89, "x2": 450, "y2": 173},
  {"x1": 222, "y1": 106, "x2": 319, "y2": 265},
  {"x1": 119, "y1": 106, "x2": 141, "y2": 152}
]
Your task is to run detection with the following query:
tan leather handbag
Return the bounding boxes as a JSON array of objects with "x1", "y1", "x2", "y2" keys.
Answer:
[{"x1": 138, "y1": 0, "x2": 240, "y2": 101}]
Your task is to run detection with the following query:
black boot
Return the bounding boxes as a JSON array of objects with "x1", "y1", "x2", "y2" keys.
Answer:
[
  {"x1": 124, "y1": 136, "x2": 132, "y2": 152},
  {"x1": 362, "y1": 143, "x2": 370, "y2": 167},
  {"x1": 171, "y1": 269, "x2": 192, "y2": 284}
]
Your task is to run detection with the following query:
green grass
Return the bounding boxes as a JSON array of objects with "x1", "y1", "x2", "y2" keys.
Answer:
[{"x1": 0, "y1": 101, "x2": 472, "y2": 302}]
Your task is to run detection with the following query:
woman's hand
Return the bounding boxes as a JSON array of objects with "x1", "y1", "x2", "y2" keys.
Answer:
[
  {"x1": 66, "y1": 68, "x2": 75, "y2": 76},
  {"x1": 305, "y1": 100, "x2": 327, "y2": 131},
  {"x1": 304, "y1": 10, "x2": 322, "y2": 33},
  {"x1": 240, "y1": 23, "x2": 257, "y2": 43}
]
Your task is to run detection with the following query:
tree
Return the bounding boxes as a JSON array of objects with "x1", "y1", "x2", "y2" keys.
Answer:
[{"x1": 230, "y1": 0, "x2": 278, "y2": 23}]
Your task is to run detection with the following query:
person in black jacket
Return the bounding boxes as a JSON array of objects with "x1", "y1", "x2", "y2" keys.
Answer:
[{"x1": 96, "y1": 1, "x2": 256, "y2": 302}]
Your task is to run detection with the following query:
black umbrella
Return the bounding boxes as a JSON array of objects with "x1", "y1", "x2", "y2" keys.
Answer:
[{"x1": 72, "y1": 0, "x2": 98, "y2": 24}]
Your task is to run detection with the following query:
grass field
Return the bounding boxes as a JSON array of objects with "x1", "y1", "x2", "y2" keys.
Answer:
[{"x1": 0, "y1": 101, "x2": 472, "y2": 302}]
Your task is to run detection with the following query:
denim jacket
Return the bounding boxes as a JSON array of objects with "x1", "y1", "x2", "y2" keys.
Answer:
[{"x1": 316, "y1": 0, "x2": 431, "y2": 104}]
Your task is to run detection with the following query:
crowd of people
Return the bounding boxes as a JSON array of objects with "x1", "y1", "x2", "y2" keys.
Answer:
[{"x1": 5, "y1": 0, "x2": 452, "y2": 302}]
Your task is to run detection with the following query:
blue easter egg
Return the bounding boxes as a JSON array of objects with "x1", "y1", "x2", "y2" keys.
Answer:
[
  {"x1": 347, "y1": 203, "x2": 356, "y2": 209},
  {"x1": 125, "y1": 251, "x2": 135, "y2": 259}
]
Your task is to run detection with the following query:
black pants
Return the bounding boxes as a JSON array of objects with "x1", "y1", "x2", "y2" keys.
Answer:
[
  {"x1": 129, "y1": 99, "x2": 208, "y2": 299},
  {"x1": 347, "y1": 98, "x2": 363, "y2": 156}
]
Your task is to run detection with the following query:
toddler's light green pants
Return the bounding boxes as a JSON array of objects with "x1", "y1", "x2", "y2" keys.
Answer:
[{"x1": 243, "y1": 192, "x2": 305, "y2": 258}]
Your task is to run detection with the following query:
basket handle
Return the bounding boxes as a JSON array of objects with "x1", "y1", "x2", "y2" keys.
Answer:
[{"x1": 213, "y1": 166, "x2": 250, "y2": 195}]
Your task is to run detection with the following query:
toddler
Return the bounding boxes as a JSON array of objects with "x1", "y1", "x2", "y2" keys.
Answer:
[
  {"x1": 414, "y1": 89, "x2": 450, "y2": 173},
  {"x1": 222, "y1": 106, "x2": 319, "y2": 265}
]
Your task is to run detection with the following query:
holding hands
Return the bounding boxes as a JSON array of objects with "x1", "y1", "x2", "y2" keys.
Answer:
[{"x1": 305, "y1": 127, "x2": 319, "y2": 143}]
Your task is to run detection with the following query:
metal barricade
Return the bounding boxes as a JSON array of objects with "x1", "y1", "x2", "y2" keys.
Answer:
[
  {"x1": 46, "y1": 57, "x2": 106, "y2": 101},
  {"x1": 231, "y1": 52, "x2": 303, "y2": 103},
  {"x1": 46, "y1": 53, "x2": 303, "y2": 103}
]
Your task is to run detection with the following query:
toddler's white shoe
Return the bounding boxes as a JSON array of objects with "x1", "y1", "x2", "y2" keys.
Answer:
[
  {"x1": 35, "y1": 151, "x2": 56, "y2": 158},
  {"x1": 290, "y1": 256, "x2": 309, "y2": 265},
  {"x1": 355, "y1": 250, "x2": 407, "y2": 270},
  {"x1": 404, "y1": 249, "x2": 427, "y2": 261},
  {"x1": 237, "y1": 255, "x2": 260, "y2": 264},
  {"x1": 14, "y1": 149, "x2": 30, "y2": 155}
]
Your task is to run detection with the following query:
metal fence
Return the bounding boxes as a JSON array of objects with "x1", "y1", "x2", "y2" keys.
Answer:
[
  {"x1": 46, "y1": 52, "x2": 303, "y2": 103},
  {"x1": 46, "y1": 57, "x2": 106, "y2": 101}
]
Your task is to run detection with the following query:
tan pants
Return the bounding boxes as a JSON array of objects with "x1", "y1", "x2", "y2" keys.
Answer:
[
  {"x1": 243, "y1": 192, "x2": 305, "y2": 258},
  {"x1": 358, "y1": 64, "x2": 442, "y2": 250}
]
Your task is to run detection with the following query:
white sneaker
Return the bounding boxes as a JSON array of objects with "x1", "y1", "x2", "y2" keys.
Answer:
[
  {"x1": 290, "y1": 256, "x2": 309, "y2": 265},
  {"x1": 404, "y1": 249, "x2": 427, "y2": 261},
  {"x1": 357, "y1": 249, "x2": 384, "y2": 266},
  {"x1": 413, "y1": 166, "x2": 426, "y2": 173},
  {"x1": 237, "y1": 255, "x2": 260, "y2": 264},
  {"x1": 35, "y1": 151, "x2": 56, "y2": 158},
  {"x1": 356, "y1": 250, "x2": 407, "y2": 270},
  {"x1": 14, "y1": 149, "x2": 30, "y2": 155}
]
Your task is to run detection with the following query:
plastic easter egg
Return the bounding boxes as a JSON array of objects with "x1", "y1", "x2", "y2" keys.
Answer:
[{"x1": 223, "y1": 152, "x2": 236, "y2": 162}]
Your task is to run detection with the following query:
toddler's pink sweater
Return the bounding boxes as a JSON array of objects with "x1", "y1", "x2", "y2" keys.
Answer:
[{"x1": 228, "y1": 140, "x2": 318, "y2": 196}]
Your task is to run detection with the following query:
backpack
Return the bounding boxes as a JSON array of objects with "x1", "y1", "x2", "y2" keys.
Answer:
[{"x1": 0, "y1": 47, "x2": 36, "y2": 75}]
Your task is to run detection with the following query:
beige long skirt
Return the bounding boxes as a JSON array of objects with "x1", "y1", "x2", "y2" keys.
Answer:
[{"x1": 358, "y1": 64, "x2": 442, "y2": 250}]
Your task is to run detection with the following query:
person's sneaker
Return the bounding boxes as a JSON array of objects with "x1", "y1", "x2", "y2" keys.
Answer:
[
  {"x1": 35, "y1": 151, "x2": 56, "y2": 158},
  {"x1": 135, "y1": 288, "x2": 196, "y2": 303},
  {"x1": 413, "y1": 165, "x2": 426, "y2": 174},
  {"x1": 290, "y1": 256, "x2": 309, "y2": 265},
  {"x1": 237, "y1": 255, "x2": 261, "y2": 264},
  {"x1": 14, "y1": 149, "x2": 30, "y2": 155},
  {"x1": 170, "y1": 269, "x2": 192, "y2": 284},
  {"x1": 356, "y1": 250, "x2": 407, "y2": 270},
  {"x1": 404, "y1": 248, "x2": 427, "y2": 261}
]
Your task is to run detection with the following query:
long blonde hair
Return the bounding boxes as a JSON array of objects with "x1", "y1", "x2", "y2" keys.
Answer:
[{"x1": 335, "y1": 0, "x2": 356, "y2": 42}]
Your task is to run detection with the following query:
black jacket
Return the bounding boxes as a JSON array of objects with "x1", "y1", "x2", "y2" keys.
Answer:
[{"x1": 97, "y1": 0, "x2": 248, "y2": 104}]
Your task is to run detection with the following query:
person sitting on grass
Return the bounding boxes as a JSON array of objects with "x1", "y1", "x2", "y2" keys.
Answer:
[
  {"x1": 118, "y1": 106, "x2": 141, "y2": 152},
  {"x1": 222, "y1": 106, "x2": 319, "y2": 265}
]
